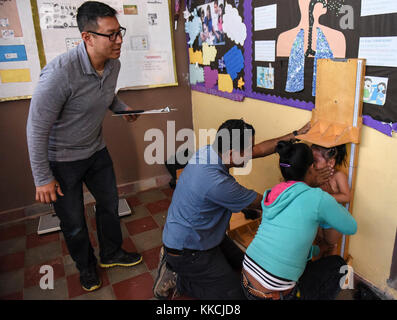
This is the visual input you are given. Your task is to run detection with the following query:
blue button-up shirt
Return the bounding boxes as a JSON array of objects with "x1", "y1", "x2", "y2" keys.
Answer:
[{"x1": 163, "y1": 145, "x2": 258, "y2": 251}]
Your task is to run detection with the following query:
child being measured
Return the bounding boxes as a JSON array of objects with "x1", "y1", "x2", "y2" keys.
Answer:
[{"x1": 311, "y1": 144, "x2": 351, "y2": 257}]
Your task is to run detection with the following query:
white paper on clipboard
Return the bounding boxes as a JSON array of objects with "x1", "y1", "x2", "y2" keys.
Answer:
[{"x1": 112, "y1": 106, "x2": 177, "y2": 116}]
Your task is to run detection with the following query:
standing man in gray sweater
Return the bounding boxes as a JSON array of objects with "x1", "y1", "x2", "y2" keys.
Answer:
[{"x1": 26, "y1": 1, "x2": 142, "y2": 292}]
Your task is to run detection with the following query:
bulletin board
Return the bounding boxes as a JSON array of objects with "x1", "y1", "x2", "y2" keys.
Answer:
[
  {"x1": 0, "y1": 0, "x2": 42, "y2": 101},
  {"x1": 185, "y1": 0, "x2": 246, "y2": 101},
  {"x1": 184, "y1": 0, "x2": 397, "y2": 136},
  {"x1": 0, "y1": 0, "x2": 177, "y2": 102},
  {"x1": 33, "y1": 0, "x2": 177, "y2": 91}
]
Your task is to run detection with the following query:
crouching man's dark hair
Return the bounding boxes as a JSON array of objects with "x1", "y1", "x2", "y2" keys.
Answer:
[{"x1": 213, "y1": 119, "x2": 255, "y2": 155}]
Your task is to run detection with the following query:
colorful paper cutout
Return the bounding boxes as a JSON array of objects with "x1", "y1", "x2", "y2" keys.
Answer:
[
  {"x1": 285, "y1": 29, "x2": 305, "y2": 93},
  {"x1": 204, "y1": 66, "x2": 218, "y2": 89},
  {"x1": 183, "y1": 8, "x2": 191, "y2": 20},
  {"x1": 0, "y1": 68, "x2": 31, "y2": 83},
  {"x1": 189, "y1": 48, "x2": 203, "y2": 64},
  {"x1": 202, "y1": 43, "x2": 217, "y2": 65},
  {"x1": 222, "y1": 3, "x2": 246, "y2": 46},
  {"x1": 218, "y1": 74, "x2": 233, "y2": 93},
  {"x1": 0, "y1": 45, "x2": 27, "y2": 62},
  {"x1": 218, "y1": 57, "x2": 226, "y2": 71},
  {"x1": 238, "y1": 77, "x2": 245, "y2": 89},
  {"x1": 185, "y1": 9, "x2": 202, "y2": 46},
  {"x1": 223, "y1": 45, "x2": 244, "y2": 80},
  {"x1": 189, "y1": 64, "x2": 204, "y2": 85},
  {"x1": 312, "y1": 28, "x2": 334, "y2": 96}
]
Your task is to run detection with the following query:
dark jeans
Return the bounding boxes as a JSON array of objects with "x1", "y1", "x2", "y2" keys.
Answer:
[
  {"x1": 50, "y1": 147, "x2": 122, "y2": 272},
  {"x1": 241, "y1": 255, "x2": 347, "y2": 300},
  {"x1": 165, "y1": 235, "x2": 246, "y2": 300}
]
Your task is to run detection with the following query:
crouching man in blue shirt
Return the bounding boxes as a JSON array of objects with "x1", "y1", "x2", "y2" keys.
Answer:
[{"x1": 153, "y1": 119, "x2": 327, "y2": 300}]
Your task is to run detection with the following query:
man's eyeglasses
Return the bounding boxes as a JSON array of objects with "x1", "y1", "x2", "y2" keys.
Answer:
[{"x1": 88, "y1": 26, "x2": 126, "y2": 41}]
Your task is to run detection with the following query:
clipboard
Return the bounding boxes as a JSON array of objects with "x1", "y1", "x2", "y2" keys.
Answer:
[{"x1": 112, "y1": 106, "x2": 177, "y2": 116}]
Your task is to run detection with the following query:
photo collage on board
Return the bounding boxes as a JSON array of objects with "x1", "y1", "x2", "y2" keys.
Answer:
[{"x1": 185, "y1": 0, "x2": 246, "y2": 94}]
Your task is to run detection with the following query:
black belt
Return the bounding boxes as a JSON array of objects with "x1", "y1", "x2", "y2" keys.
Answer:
[{"x1": 164, "y1": 246, "x2": 208, "y2": 255}]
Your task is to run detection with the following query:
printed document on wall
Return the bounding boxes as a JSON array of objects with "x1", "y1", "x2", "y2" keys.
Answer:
[
  {"x1": 361, "y1": 0, "x2": 397, "y2": 17},
  {"x1": 358, "y1": 37, "x2": 397, "y2": 67},
  {"x1": 254, "y1": 4, "x2": 277, "y2": 31}
]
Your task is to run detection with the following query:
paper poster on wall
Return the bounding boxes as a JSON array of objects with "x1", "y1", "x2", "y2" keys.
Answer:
[
  {"x1": 0, "y1": 0, "x2": 23, "y2": 38},
  {"x1": 189, "y1": 63, "x2": 204, "y2": 84},
  {"x1": 130, "y1": 35, "x2": 149, "y2": 51},
  {"x1": 257, "y1": 64, "x2": 274, "y2": 89},
  {"x1": 363, "y1": 76, "x2": 388, "y2": 106},
  {"x1": 123, "y1": 5, "x2": 138, "y2": 15},
  {"x1": 250, "y1": 0, "x2": 359, "y2": 111},
  {"x1": 358, "y1": 37, "x2": 397, "y2": 67},
  {"x1": 254, "y1": 4, "x2": 276, "y2": 31},
  {"x1": 36, "y1": 0, "x2": 91, "y2": 63},
  {"x1": 0, "y1": 45, "x2": 27, "y2": 62},
  {"x1": 0, "y1": 68, "x2": 31, "y2": 83},
  {"x1": 65, "y1": 37, "x2": 82, "y2": 50},
  {"x1": 196, "y1": 0, "x2": 225, "y2": 46},
  {"x1": 0, "y1": 0, "x2": 41, "y2": 100},
  {"x1": 223, "y1": 3, "x2": 246, "y2": 46},
  {"x1": 361, "y1": 0, "x2": 397, "y2": 17},
  {"x1": 35, "y1": 0, "x2": 176, "y2": 90},
  {"x1": 276, "y1": 2, "x2": 346, "y2": 58},
  {"x1": 254, "y1": 40, "x2": 275, "y2": 62}
]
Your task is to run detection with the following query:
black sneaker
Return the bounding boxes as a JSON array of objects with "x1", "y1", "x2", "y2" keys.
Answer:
[
  {"x1": 153, "y1": 246, "x2": 177, "y2": 299},
  {"x1": 80, "y1": 267, "x2": 101, "y2": 292},
  {"x1": 99, "y1": 249, "x2": 143, "y2": 268}
]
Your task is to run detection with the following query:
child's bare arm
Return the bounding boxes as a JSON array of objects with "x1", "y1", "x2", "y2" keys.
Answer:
[{"x1": 331, "y1": 171, "x2": 351, "y2": 204}]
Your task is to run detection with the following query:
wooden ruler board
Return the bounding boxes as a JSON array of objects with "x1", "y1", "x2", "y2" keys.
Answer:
[{"x1": 297, "y1": 58, "x2": 366, "y2": 148}]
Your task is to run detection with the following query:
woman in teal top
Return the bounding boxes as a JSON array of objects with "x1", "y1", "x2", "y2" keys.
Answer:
[{"x1": 241, "y1": 141, "x2": 357, "y2": 300}]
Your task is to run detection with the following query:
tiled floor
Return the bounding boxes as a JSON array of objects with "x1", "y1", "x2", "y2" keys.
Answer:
[
  {"x1": 0, "y1": 185, "x2": 356, "y2": 300},
  {"x1": 0, "y1": 186, "x2": 173, "y2": 300}
]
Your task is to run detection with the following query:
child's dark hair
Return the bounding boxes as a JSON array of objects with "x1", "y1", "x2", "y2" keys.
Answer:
[
  {"x1": 311, "y1": 144, "x2": 347, "y2": 167},
  {"x1": 275, "y1": 141, "x2": 313, "y2": 181}
]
